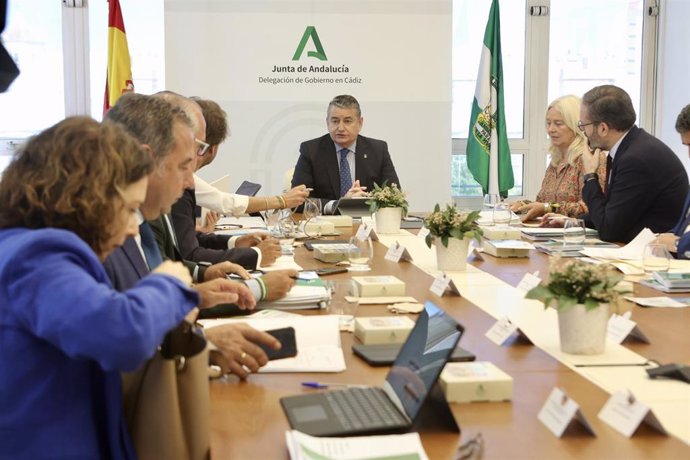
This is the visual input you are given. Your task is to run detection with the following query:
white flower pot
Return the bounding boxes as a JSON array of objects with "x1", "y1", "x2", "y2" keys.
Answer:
[
  {"x1": 435, "y1": 237, "x2": 470, "y2": 271},
  {"x1": 374, "y1": 207, "x2": 403, "y2": 234},
  {"x1": 557, "y1": 303, "x2": 610, "y2": 355}
]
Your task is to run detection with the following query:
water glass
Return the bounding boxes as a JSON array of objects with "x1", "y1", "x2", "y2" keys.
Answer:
[
  {"x1": 303, "y1": 198, "x2": 322, "y2": 221},
  {"x1": 643, "y1": 243, "x2": 671, "y2": 273},
  {"x1": 327, "y1": 280, "x2": 360, "y2": 317},
  {"x1": 483, "y1": 193, "x2": 500, "y2": 211},
  {"x1": 492, "y1": 202, "x2": 512, "y2": 225},
  {"x1": 262, "y1": 208, "x2": 282, "y2": 236},
  {"x1": 563, "y1": 218, "x2": 586, "y2": 245},
  {"x1": 348, "y1": 236, "x2": 373, "y2": 271}
]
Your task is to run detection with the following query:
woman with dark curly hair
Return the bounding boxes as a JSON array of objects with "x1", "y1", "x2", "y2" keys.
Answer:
[{"x1": 0, "y1": 117, "x2": 199, "y2": 459}]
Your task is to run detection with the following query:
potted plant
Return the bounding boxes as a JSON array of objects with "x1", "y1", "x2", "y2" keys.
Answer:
[
  {"x1": 526, "y1": 258, "x2": 623, "y2": 355},
  {"x1": 423, "y1": 204, "x2": 482, "y2": 271},
  {"x1": 366, "y1": 182, "x2": 408, "y2": 234}
]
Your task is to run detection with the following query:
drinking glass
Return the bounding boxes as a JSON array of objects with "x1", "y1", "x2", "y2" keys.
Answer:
[
  {"x1": 303, "y1": 198, "x2": 322, "y2": 221},
  {"x1": 482, "y1": 193, "x2": 500, "y2": 211},
  {"x1": 643, "y1": 243, "x2": 671, "y2": 273},
  {"x1": 563, "y1": 218, "x2": 586, "y2": 245},
  {"x1": 262, "y1": 208, "x2": 282, "y2": 236},
  {"x1": 326, "y1": 280, "x2": 360, "y2": 317},
  {"x1": 347, "y1": 236, "x2": 373, "y2": 271},
  {"x1": 492, "y1": 202, "x2": 512, "y2": 225}
]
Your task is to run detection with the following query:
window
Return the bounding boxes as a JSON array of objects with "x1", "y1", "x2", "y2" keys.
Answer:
[{"x1": 451, "y1": 0, "x2": 650, "y2": 203}]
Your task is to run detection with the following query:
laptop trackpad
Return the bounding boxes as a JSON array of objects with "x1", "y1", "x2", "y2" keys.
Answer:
[{"x1": 293, "y1": 405, "x2": 328, "y2": 423}]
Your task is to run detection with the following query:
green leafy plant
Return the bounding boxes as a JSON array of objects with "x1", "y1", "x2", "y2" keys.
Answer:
[
  {"x1": 366, "y1": 182, "x2": 408, "y2": 214},
  {"x1": 423, "y1": 204, "x2": 482, "y2": 248},
  {"x1": 526, "y1": 258, "x2": 624, "y2": 311}
]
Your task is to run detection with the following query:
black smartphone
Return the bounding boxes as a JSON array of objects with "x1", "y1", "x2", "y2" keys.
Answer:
[
  {"x1": 260, "y1": 327, "x2": 297, "y2": 360},
  {"x1": 315, "y1": 267, "x2": 349, "y2": 276},
  {"x1": 352, "y1": 343, "x2": 476, "y2": 366}
]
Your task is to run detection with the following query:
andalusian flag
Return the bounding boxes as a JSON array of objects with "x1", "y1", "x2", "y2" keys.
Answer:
[
  {"x1": 103, "y1": 0, "x2": 133, "y2": 114},
  {"x1": 466, "y1": 0, "x2": 513, "y2": 197}
]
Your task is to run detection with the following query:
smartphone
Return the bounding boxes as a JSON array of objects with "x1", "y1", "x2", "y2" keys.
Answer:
[
  {"x1": 352, "y1": 343, "x2": 476, "y2": 366},
  {"x1": 315, "y1": 267, "x2": 349, "y2": 276},
  {"x1": 260, "y1": 327, "x2": 297, "y2": 360}
]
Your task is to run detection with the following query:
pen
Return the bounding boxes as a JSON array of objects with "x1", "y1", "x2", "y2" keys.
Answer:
[
  {"x1": 301, "y1": 381, "x2": 367, "y2": 389},
  {"x1": 574, "y1": 362, "x2": 651, "y2": 368}
]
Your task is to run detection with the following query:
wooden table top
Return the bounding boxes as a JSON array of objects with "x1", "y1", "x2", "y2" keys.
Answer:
[{"x1": 208, "y1": 233, "x2": 690, "y2": 459}]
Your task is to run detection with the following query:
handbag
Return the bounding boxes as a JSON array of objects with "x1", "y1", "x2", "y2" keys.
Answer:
[{"x1": 121, "y1": 321, "x2": 210, "y2": 460}]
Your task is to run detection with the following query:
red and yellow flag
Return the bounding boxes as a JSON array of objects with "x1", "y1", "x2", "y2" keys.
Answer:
[{"x1": 103, "y1": 0, "x2": 134, "y2": 114}]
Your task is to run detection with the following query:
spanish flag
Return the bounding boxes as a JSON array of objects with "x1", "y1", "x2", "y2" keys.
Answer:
[{"x1": 103, "y1": 0, "x2": 133, "y2": 114}]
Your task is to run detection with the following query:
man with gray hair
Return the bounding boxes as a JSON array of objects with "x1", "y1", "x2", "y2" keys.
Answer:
[
  {"x1": 292, "y1": 94, "x2": 400, "y2": 214},
  {"x1": 577, "y1": 85, "x2": 687, "y2": 242}
]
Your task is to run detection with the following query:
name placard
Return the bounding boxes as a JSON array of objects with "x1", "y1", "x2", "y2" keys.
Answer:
[
  {"x1": 429, "y1": 273, "x2": 461, "y2": 297},
  {"x1": 607, "y1": 311, "x2": 650, "y2": 344},
  {"x1": 416, "y1": 226, "x2": 430, "y2": 240},
  {"x1": 485, "y1": 317, "x2": 519, "y2": 346},
  {"x1": 384, "y1": 241, "x2": 413, "y2": 263},
  {"x1": 538, "y1": 388, "x2": 596, "y2": 437},
  {"x1": 598, "y1": 390, "x2": 667, "y2": 437},
  {"x1": 516, "y1": 271, "x2": 541, "y2": 292}
]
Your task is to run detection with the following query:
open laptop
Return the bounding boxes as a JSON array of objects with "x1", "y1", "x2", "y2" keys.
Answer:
[
  {"x1": 334, "y1": 197, "x2": 372, "y2": 218},
  {"x1": 280, "y1": 301, "x2": 464, "y2": 436}
]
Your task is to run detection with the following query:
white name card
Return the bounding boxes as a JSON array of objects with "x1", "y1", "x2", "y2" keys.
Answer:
[
  {"x1": 384, "y1": 241, "x2": 413, "y2": 263},
  {"x1": 516, "y1": 271, "x2": 541, "y2": 293},
  {"x1": 429, "y1": 273, "x2": 461, "y2": 297},
  {"x1": 598, "y1": 390, "x2": 667, "y2": 437},
  {"x1": 416, "y1": 226, "x2": 430, "y2": 240},
  {"x1": 538, "y1": 388, "x2": 596, "y2": 437},
  {"x1": 355, "y1": 224, "x2": 373, "y2": 241},
  {"x1": 485, "y1": 317, "x2": 519, "y2": 346},
  {"x1": 607, "y1": 311, "x2": 650, "y2": 344},
  {"x1": 469, "y1": 239, "x2": 484, "y2": 261}
]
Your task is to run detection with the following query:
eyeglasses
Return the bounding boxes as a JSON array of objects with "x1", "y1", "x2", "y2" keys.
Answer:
[
  {"x1": 195, "y1": 138, "x2": 210, "y2": 156},
  {"x1": 577, "y1": 120, "x2": 597, "y2": 132}
]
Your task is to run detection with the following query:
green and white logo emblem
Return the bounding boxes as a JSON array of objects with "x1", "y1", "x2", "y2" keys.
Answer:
[{"x1": 292, "y1": 26, "x2": 328, "y2": 61}]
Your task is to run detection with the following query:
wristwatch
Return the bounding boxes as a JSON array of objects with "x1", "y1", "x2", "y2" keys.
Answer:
[{"x1": 582, "y1": 172, "x2": 598, "y2": 183}]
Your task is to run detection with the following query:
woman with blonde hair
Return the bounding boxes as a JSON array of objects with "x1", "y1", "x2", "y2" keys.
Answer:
[{"x1": 512, "y1": 95, "x2": 606, "y2": 221}]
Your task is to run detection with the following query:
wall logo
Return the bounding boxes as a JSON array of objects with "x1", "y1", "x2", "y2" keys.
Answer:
[{"x1": 292, "y1": 26, "x2": 328, "y2": 61}]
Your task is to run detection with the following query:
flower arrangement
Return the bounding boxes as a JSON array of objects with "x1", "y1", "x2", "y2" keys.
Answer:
[
  {"x1": 366, "y1": 182, "x2": 408, "y2": 214},
  {"x1": 423, "y1": 204, "x2": 482, "y2": 248},
  {"x1": 526, "y1": 258, "x2": 624, "y2": 311}
]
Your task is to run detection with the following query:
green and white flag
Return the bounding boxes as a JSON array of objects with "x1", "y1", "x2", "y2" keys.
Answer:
[{"x1": 466, "y1": 0, "x2": 513, "y2": 197}]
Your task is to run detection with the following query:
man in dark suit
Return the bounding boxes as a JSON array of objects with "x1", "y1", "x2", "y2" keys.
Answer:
[
  {"x1": 578, "y1": 85, "x2": 688, "y2": 243},
  {"x1": 655, "y1": 103, "x2": 690, "y2": 258},
  {"x1": 291, "y1": 95, "x2": 401, "y2": 214},
  {"x1": 103, "y1": 93, "x2": 285, "y2": 377}
]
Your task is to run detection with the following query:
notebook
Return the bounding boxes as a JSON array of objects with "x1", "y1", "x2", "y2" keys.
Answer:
[
  {"x1": 280, "y1": 301, "x2": 464, "y2": 436},
  {"x1": 334, "y1": 197, "x2": 372, "y2": 218}
]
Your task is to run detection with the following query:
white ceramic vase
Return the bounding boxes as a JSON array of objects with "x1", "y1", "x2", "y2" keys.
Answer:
[
  {"x1": 375, "y1": 207, "x2": 403, "y2": 234},
  {"x1": 557, "y1": 303, "x2": 610, "y2": 355},
  {"x1": 435, "y1": 237, "x2": 470, "y2": 271}
]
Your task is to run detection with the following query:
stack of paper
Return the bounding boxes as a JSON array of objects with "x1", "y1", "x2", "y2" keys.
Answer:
[
  {"x1": 285, "y1": 430, "x2": 429, "y2": 460},
  {"x1": 521, "y1": 227, "x2": 599, "y2": 241},
  {"x1": 580, "y1": 228, "x2": 655, "y2": 260},
  {"x1": 200, "y1": 316, "x2": 345, "y2": 372},
  {"x1": 259, "y1": 278, "x2": 330, "y2": 310}
]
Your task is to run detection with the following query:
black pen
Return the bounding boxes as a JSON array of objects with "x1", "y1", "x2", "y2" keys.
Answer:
[{"x1": 574, "y1": 362, "x2": 650, "y2": 368}]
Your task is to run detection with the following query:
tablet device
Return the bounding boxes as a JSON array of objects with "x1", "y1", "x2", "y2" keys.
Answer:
[
  {"x1": 352, "y1": 343, "x2": 475, "y2": 366},
  {"x1": 334, "y1": 197, "x2": 372, "y2": 217},
  {"x1": 235, "y1": 180, "x2": 262, "y2": 196}
]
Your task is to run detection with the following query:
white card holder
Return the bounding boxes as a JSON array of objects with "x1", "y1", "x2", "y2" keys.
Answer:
[
  {"x1": 429, "y1": 273, "x2": 461, "y2": 297},
  {"x1": 384, "y1": 241, "x2": 413, "y2": 263},
  {"x1": 485, "y1": 317, "x2": 532, "y2": 346},
  {"x1": 598, "y1": 390, "x2": 667, "y2": 437},
  {"x1": 538, "y1": 388, "x2": 596, "y2": 437},
  {"x1": 607, "y1": 311, "x2": 650, "y2": 344}
]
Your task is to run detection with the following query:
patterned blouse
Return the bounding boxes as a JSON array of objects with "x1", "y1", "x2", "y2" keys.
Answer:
[{"x1": 535, "y1": 151, "x2": 607, "y2": 217}]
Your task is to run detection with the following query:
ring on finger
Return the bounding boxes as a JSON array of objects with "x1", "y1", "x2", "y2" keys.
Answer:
[{"x1": 240, "y1": 351, "x2": 247, "y2": 360}]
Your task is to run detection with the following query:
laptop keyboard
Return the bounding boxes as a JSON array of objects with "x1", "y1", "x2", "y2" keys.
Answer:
[{"x1": 324, "y1": 387, "x2": 407, "y2": 431}]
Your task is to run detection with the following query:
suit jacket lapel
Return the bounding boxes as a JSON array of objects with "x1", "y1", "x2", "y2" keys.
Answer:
[
  {"x1": 354, "y1": 135, "x2": 368, "y2": 185},
  {"x1": 122, "y1": 237, "x2": 150, "y2": 277}
]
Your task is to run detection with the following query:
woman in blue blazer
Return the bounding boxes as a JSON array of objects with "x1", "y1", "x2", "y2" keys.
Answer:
[{"x1": 0, "y1": 117, "x2": 199, "y2": 459}]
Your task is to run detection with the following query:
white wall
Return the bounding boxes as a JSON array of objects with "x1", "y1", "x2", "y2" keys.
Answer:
[
  {"x1": 656, "y1": 0, "x2": 690, "y2": 170},
  {"x1": 164, "y1": 0, "x2": 452, "y2": 212}
]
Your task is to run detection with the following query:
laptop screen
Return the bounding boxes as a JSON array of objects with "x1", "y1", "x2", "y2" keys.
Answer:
[{"x1": 383, "y1": 301, "x2": 463, "y2": 421}]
